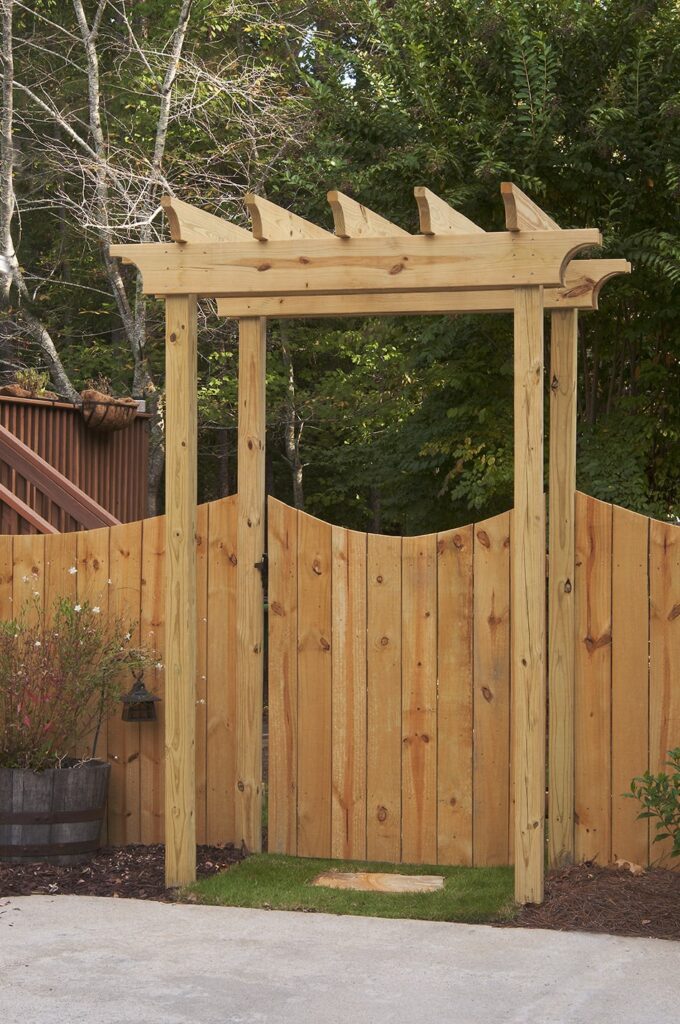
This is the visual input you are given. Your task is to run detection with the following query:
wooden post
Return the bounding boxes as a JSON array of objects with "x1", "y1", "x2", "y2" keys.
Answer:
[
  {"x1": 164, "y1": 294, "x2": 198, "y2": 887},
  {"x1": 512, "y1": 286, "x2": 546, "y2": 905},
  {"x1": 236, "y1": 316, "x2": 266, "y2": 851},
  {"x1": 548, "y1": 309, "x2": 577, "y2": 867}
]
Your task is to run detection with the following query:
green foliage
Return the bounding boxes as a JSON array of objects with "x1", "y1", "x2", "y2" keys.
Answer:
[
  {"x1": 629, "y1": 749, "x2": 680, "y2": 860},
  {"x1": 0, "y1": 598, "x2": 156, "y2": 772},
  {"x1": 13, "y1": 369, "x2": 52, "y2": 397}
]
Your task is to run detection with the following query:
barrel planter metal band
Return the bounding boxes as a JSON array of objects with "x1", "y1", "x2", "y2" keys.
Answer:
[{"x1": 0, "y1": 760, "x2": 111, "y2": 865}]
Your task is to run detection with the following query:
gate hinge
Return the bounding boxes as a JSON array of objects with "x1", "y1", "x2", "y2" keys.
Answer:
[{"x1": 254, "y1": 552, "x2": 268, "y2": 590}]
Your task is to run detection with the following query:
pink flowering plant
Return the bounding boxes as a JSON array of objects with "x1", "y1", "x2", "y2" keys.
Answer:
[{"x1": 0, "y1": 598, "x2": 155, "y2": 771}]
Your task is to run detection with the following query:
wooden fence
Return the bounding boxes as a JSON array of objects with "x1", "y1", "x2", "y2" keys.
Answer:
[
  {"x1": 0, "y1": 490, "x2": 676, "y2": 865},
  {"x1": 268, "y1": 494, "x2": 680, "y2": 868},
  {"x1": 0, "y1": 495, "x2": 238, "y2": 845},
  {"x1": 0, "y1": 395, "x2": 149, "y2": 532}
]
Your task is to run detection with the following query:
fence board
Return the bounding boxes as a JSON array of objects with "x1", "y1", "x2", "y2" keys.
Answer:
[
  {"x1": 575, "y1": 492, "x2": 612, "y2": 863},
  {"x1": 195, "y1": 503, "x2": 209, "y2": 844},
  {"x1": 0, "y1": 535, "x2": 13, "y2": 619},
  {"x1": 401, "y1": 534, "x2": 438, "y2": 865},
  {"x1": 140, "y1": 515, "x2": 165, "y2": 844},
  {"x1": 107, "y1": 520, "x2": 143, "y2": 844},
  {"x1": 331, "y1": 527, "x2": 367, "y2": 860},
  {"x1": 437, "y1": 525, "x2": 474, "y2": 866},
  {"x1": 366, "y1": 534, "x2": 402, "y2": 863},
  {"x1": 296, "y1": 511, "x2": 332, "y2": 858},
  {"x1": 206, "y1": 495, "x2": 238, "y2": 843},
  {"x1": 268, "y1": 498, "x2": 298, "y2": 854},
  {"x1": 649, "y1": 519, "x2": 680, "y2": 866},
  {"x1": 611, "y1": 506, "x2": 649, "y2": 865},
  {"x1": 77, "y1": 527, "x2": 111, "y2": 770},
  {"x1": 472, "y1": 513, "x2": 511, "y2": 866}
]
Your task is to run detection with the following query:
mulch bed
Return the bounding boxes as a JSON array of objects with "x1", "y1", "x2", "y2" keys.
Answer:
[
  {"x1": 512, "y1": 862, "x2": 680, "y2": 942},
  {"x1": 0, "y1": 844, "x2": 244, "y2": 902}
]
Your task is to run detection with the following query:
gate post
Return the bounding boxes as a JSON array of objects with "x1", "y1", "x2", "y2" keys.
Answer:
[
  {"x1": 164, "y1": 294, "x2": 198, "y2": 887},
  {"x1": 512, "y1": 286, "x2": 546, "y2": 904},
  {"x1": 548, "y1": 309, "x2": 577, "y2": 867},
  {"x1": 235, "y1": 316, "x2": 266, "y2": 851}
]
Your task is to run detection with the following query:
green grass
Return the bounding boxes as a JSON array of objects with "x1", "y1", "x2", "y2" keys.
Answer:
[{"x1": 188, "y1": 854, "x2": 516, "y2": 924}]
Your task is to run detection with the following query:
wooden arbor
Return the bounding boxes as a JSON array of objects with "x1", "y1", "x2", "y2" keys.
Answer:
[{"x1": 111, "y1": 184, "x2": 629, "y2": 904}]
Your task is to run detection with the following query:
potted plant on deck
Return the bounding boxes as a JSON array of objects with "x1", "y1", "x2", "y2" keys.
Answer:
[{"x1": 0, "y1": 598, "x2": 154, "y2": 864}]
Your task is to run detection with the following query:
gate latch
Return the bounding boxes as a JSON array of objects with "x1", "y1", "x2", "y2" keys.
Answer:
[{"x1": 254, "y1": 552, "x2": 268, "y2": 591}]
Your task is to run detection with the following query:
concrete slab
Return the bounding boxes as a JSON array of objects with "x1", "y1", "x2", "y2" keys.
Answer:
[{"x1": 0, "y1": 895, "x2": 677, "y2": 1024}]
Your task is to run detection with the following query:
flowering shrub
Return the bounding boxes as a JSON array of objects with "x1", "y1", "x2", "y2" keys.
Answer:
[{"x1": 0, "y1": 598, "x2": 155, "y2": 772}]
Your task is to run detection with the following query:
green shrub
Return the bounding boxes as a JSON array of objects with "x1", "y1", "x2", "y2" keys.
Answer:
[{"x1": 629, "y1": 749, "x2": 680, "y2": 859}]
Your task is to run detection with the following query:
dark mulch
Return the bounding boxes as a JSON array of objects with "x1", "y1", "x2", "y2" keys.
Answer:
[
  {"x1": 0, "y1": 844, "x2": 244, "y2": 902},
  {"x1": 512, "y1": 862, "x2": 680, "y2": 942}
]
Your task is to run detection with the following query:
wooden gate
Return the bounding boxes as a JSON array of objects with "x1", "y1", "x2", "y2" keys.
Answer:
[
  {"x1": 267, "y1": 494, "x2": 680, "y2": 869},
  {"x1": 267, "y1": 497, "x2": 514, "y2": 867}
]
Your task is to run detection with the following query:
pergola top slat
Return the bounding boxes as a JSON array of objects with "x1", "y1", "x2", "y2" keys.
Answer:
[
  {"x1": 246, "y1": 193, "x2": 331, "y2": 241},
  {"x1": 501, "y1": 183, "x2": 561, "y2": 232},
  {"x1": 160, "y1": 196, "x2": 250, "y2": 243},
  {"x1": 214, "y1": 259, "x2": 630, "y2": 318},
  {"x1": 110, "y1": 228, "x2": 602, "y2": 298},
  {"x1": 327, "y1": 191, "x2": 410, "y2": 238},
  {"x1": 414, "y1": 187, "x2": 484, "y2": 235}
]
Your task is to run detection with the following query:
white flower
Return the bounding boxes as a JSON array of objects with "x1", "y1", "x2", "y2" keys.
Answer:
[
  {"x1": 155, "y1": 661, "x2": 163, "y2": 671},
  {"x1": 124, "y1": 632, "x2": 131, "y2": 642},
  {"x1": 92, "y1": 606, "x2": 101, "y2": 614},
  {"x1": 34, "y1": 640, "x2": 41, "y2": 647},
  {"x1": 107, "y1": 579, "x2": 112, "y2": 585},
  {"x1": 73, "y1": 604, "x2": 81, "y2": 613},
  {"x1": 21, "y1": 575, "x2": 29, "y2": 583},
  {"x1": 68, "y1": 566, "x2": 77, "y2": 575}
]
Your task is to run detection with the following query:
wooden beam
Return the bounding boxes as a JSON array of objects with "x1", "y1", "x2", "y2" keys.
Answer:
[
  {"x1": 245, "y1": 194, "x2": 331, "y2": 241},
  {"x1": 512, "y1": 285, "x2": 546, "y2": 905},
  {"x1": 328, "y1": 191, "x2": 409, "y2": 238},
  {"x1": 111, "y1": 229, "x2": 602, "y2": 298},
  {"x1": 161, "y1": 196, "x2": 251, "y2": 244},
  {"x1": 235, "y1": 316, "x2": 266, "y2": 852},
  {"x1": 216, "y1": 260, "x2": 630, "y2": 318},
  {"x1": 548, "y1": 309, "x2": 577, "y2": 868},
  {"x1": 164, "y1": 294, "x2": 198, "y2": 888},
  {"x1": 414, "y1": 186, "x2": 484, "y2": 235},
  {"x1": 0, "y1": 482, "x2": 58, "y2": 534},
  {"x1": 502, "y1": 183, "x2": 561, "y2": 232}
]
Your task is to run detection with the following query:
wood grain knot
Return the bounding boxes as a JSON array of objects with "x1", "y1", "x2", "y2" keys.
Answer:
[
  {"x1": 668, "y1": 603, "x2": 680, "y2": 622},
  {"x1": 257, "y1": 263, "x2": 271, "y2": 272},
  {"x1": 93, "y1": 559, "x2": 100, "y2": 570},
  {"x1": 270, "y1": 601, "x2": 285, "y2": 617},
  {"x1": 380, "y1": 636, "x2": 389, "y2": 646},
  {"x1": 449, "y1": 797, "x2": 457, "y2": 808},
  {"x1": 453, "y1": 534, "x2": 465, "y2": 550},
  {"x1": 299, "y1": 256, "x2": 310, "y2": 265},
  {"x1": 32, "y1": 565, "x2": 40, "y2": 576},
  {"x1": 564, "y1": 578, "x2": 572, "y2": 593},
  {"x1": 377, "y1": 806, "x2": 388, "y2": 823},
  {"x1": 312, "y1": 559, "x2": 322, "y2": 575},
  {"x1": 237, "y1": 781, "x2": 245, "y2": 792},
  {"x1": 584, "y1": 632, "x2": 611, "y2": 653},
  {"x1": 421, "y1": 734, "x2": 430, "y2": 743},
  {"x1": 320, "y1": 636, "x2": 330, "y2": 651},
  {"x1": 169, "y1": 332, "x2": 177, "y2": 343},
  {"x1": 481, "y1": 685, "x2": 493, "y2": 703},
  {"x1": 228, "y1": 553, "x2": 238, "y2": 566},
  {"x1": 376, "y1": 574, "x2": 384, "y2": 583},
  {"x1": 476, "y1": 530, "x2": 490, "y2": 548},
  {"x1": 389, "y1": 263, "x2": 405, "y2": 275}
]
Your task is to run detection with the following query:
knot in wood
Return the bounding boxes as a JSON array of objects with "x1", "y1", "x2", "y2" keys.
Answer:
[
  {"x1": 481, "y1": 685, "x2": 493, "y2": 703},
  {"x1": 389, "y1": 263, "x2": 404, "y2": 275},
  {"x1": 377, "y1": 806, "x2": 388, "y2": 823},
  {"x1": 320, "y1": 636, "x2": 330, "y2": 651},
  {"x1": 564, "y1": 578, "x2": 572, "y2": 594},
  {"x1": 237, "y1": 781, "x2": 245, "y2": 792},
  {"x1": 257, "y1": 263, "x2": 271, "y2": 272},
  {"x1": 476, "y1": 529, "x2": 490, "y2": 548},
  {"x1": 312, "y1": 559, "x2": 322, "y2": 575},
  {"x1": 380, "y1": 636, "x2": 389, "y2": 647},
  {"x1": 453, "y1": 534, "x2": 464, "y2": 550},
  {"x1": 376, "y1": 574, "x2": 384, "y2": 584}
]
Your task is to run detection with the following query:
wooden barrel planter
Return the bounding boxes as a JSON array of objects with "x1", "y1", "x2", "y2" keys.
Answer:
[{"x1": 0, "y1": 760, "x2": 110, "y2": 865}]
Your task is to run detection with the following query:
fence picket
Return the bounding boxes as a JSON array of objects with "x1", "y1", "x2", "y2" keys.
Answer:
[
  {"x1": 401, "y1": 533, "x2": 438, "y2": 865},
  {"x1": 296, "y1": 510, "x2": 332, "y2": 858}
]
